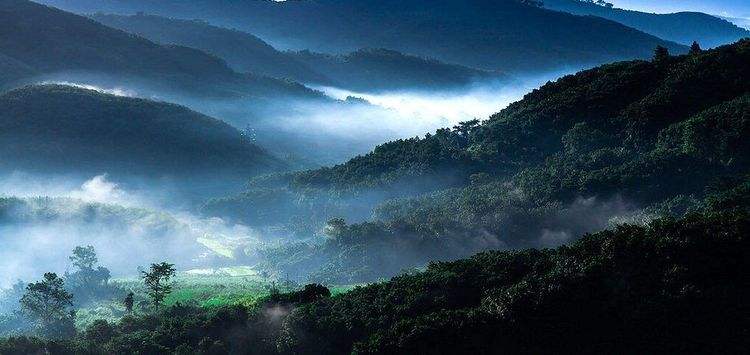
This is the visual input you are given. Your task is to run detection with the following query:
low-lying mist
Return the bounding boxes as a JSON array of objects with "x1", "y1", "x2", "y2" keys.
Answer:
[
  {"x1": 32, "y1": 71, "x2": 568, "y2": 166},
  {"x1": 0, "y1": 69, "x2": 584, "y2": 287},
  {"x1": 0, "y1": 173, "x2": 268, "y2": 288}
]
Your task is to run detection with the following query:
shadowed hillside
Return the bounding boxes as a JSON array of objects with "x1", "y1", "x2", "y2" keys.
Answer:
[
  {"x1": 89, "y1": 13, "x2": 327, "y2": 84},
  {"x1": 0, "y1": 0, "x2": 321, "y2": 99},
  {"x1": 204, "y1": 39, "x2": 750, "y2": 282},
  {"x1": 0, "y1": 85, "x2": 283, "y2": 180},
  {"x1": 36, "y1": 0, "x2": 688, "y2": 74}
]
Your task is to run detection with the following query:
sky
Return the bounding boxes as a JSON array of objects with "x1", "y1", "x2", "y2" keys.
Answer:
[{"x1": 614, "y1": 0, "x2": 750, "y2": 18}]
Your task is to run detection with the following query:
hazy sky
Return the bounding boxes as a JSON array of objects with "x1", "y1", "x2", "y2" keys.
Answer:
[{"x1": 614, "y1": 0, "x2": 750, "y2": 18}]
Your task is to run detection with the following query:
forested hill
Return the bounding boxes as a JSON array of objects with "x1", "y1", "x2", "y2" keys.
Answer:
[
  {"x1": 289, "y1": 39, "x2": 750, "y2": 197},
  {"x1": 288, "y1": 48, "x2": 506, "y2": 92},
  {"x1": 0, "y1": 0, "x2": 320, "y2": 99},
  {"x1": 36, "y1": 0, "x2": 687, "y2": 74},
  {"x1": 0, "y1": 85, "x2": 283, "y2": 179},
  {"x1": 89, "y1": 13, "x2": 326, "y2": 84},
  {"x1": 543, "y1": 0, "x2": 750, "y2": 48},
  {"x1": 204, "y1": 39, "x2": 750, "y2": 283}
]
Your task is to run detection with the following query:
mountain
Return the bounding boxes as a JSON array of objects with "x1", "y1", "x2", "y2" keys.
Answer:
[
  {"x1": 288, "y1": 48, "x2": 507, "y2": 92},
  {"x1": 0, "y1": 85, "x2": 283, "y2": 180},
  {"x1": 36, "y1": 0, "x2": 687, "y2": 74},
  {"x1": 90, "y1": 13, "x2": 507, "y2": 92},
  {"x1": 0, "y1": 0, "x2": 320, "y2": 99},
  {"x1": 89, "y1": 13, "x2": 326, "y2": 84},
  {"x1": 203, "y1": 39, "x2": 750, "y2": 283},
  {"x1": 543, "y1": 0, "x2": 750, "y2": 48}
]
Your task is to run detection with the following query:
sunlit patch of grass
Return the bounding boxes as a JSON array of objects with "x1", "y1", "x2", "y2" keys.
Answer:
[{"x1": 75, "y1": 272, "x2": 363, "y2": 330}]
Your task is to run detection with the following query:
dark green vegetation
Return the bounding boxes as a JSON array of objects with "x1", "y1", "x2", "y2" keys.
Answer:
[
  {"x1": 543, "y1": 0, "x2": 750, "y2": 48},
  {"x1": 38, "y1": 0, "x2": 687, "y2": 73},
  {"x1": 205, "y1": 39, "x2": 750, "y2": 283},
  {"x1": 1, "y1": 207, "x2": 746, "y2": 353},
  {"x1": 0, "y1": 85, "x2": 282, "y2": 179},
  {"x1": 0, "y1": 0, "x2": 319, "y2": 99},
  {"x1": 90, "y1": 14, "x2": 507, "y2": 92}
]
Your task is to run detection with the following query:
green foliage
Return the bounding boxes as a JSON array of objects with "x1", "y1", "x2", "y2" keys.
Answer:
[
  {"x1": 275, "y1": 211, "x2": 749, "y2": 353},
  {"x1": 141, "y1": 263, "x2": 176, "y2": 310},
  {"x1": 19, "y1": 273, "x2": 75, "y2": 338},
  {"x1": 3, "y1": 210, "x2": 746, "y2": 353},
  {"x1": 211, "y1": 39, "x2": 750, "y2": 283},
  {"x1": 64, "y1": 246, "x2": 115, "y2": 306}
]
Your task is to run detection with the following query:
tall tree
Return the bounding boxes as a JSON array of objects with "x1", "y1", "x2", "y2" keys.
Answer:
[
  {"x1": 20, "y1": 273, "x2": 75, "y2": 336},
  {"x1": 141, "y1": 262, "x2": 176, "y2": 310},
  {"x1": 65, "y1": 245, "x2": 111, "y2": 303}
]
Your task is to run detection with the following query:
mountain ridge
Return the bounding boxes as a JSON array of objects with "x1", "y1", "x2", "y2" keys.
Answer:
[{"x1": 35, "y1": 0, "x2": 688, "y2": 74}]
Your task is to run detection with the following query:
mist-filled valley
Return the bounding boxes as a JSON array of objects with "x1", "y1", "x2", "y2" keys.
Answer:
[{"x1": 0, "y1": 0, "x2": 748, "y2": 353}]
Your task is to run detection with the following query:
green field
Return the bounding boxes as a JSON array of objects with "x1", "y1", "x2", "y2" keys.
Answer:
[{"x1": 74, "y1": 267, "x2": 360, "y2": 329}]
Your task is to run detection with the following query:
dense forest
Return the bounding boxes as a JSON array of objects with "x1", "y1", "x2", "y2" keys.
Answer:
[
  {"x1": 204, "y1": 39, "x2": 750, "y2": 283},
  {"x1": 1, "y1": 203, "x2": 746, "y2": 353}
]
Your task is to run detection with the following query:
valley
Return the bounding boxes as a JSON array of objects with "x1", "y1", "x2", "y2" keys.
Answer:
[{"x1": 0, "y1": 0, "x2": 747, "y2": 353}]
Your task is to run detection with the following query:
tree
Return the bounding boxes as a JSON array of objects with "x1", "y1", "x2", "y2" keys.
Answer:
[
  {"x1": 690, "y1": 41, "x2": 702, "y2": 55},
  {"x1": 20, "y1": 273, "x2": 75, "y2": 336},
  {"x1": 123, "y1": 292, "x2": 134, "y2": 314},
  {"x1": 653, "y1": 45, "x2": 670, "y2": 62},
  {"x1": 69, "y1": 245, "x2": 97, "y2": 271},
  {"x1": 141, "y1": 262, "x2": 176, "y2": 310},
  {"x1": 65, "y1": 246, "x2": 111, "y2": 303}
]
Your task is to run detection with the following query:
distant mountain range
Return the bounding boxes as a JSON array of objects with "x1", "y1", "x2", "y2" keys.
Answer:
[
  {"x1": 36, "y1": 0, "x2": 687, "y2": 74},
  {"x1": 89, "y1": 13, "x2": 327, "y2": 84},
  {"x1": 0, "y1": 85, "x2": 283, "y2": 180},
  {"x1": 288, "y1": 48, "x2": 508, "y2": 92},
  {"x1": 0, "y1": 0, "x2": 320, "y2": 100},
  {"x1": 543, "y1": 0, "x2": 750, "y2": 48},
  {"x1": 90, "y1": 13, "x2": 508, "y2": 92}
]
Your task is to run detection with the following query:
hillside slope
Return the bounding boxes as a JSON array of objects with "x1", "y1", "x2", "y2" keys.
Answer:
[
  {"x1": 204, "y1": 39, "x2": 750, "y2": 282},
  {"x1": 0, "y1": 0, "x2": 319, "y2": 99},
  {"x1": 289, "y1": 48, "x2": 507, "y2": 92},
  {"x1": 90, "y1": 13, "x2": 507, "y2": 92},
  {"x1": 0, "y1": 85, "x2": 282, "y2": 179},
  {"x1": 543, "y1": 0, "x2": 750, "y2": 48},
  {"x1": 36, "y1": 0, "x2": 687, "y2": 74},
  {"x1": 5, "y1": 207, "x2": 747, "y2": 353},
  {"x1": 89, "y1": 13, "x2": 326, "y2": 84}
]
